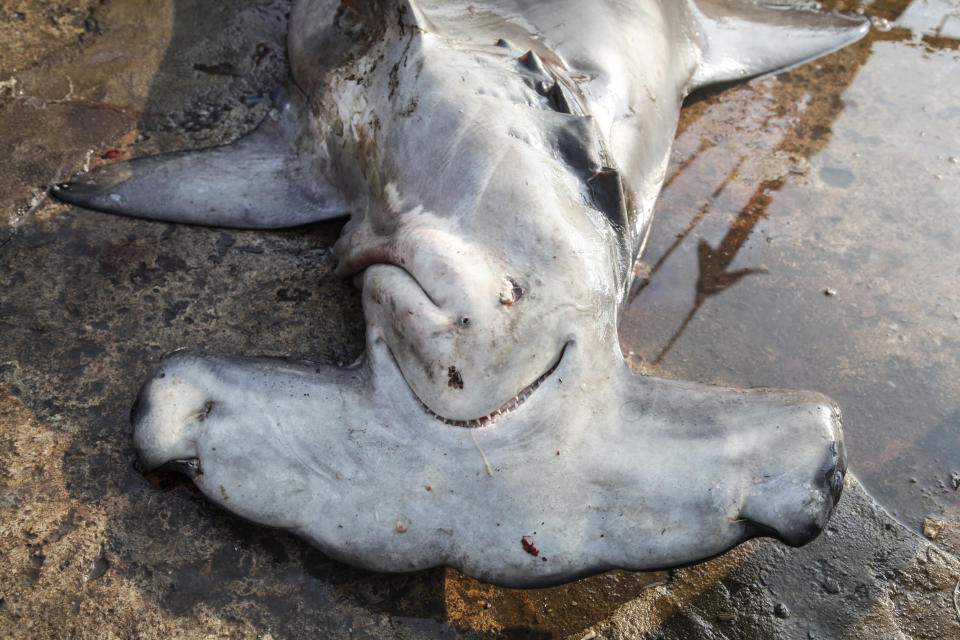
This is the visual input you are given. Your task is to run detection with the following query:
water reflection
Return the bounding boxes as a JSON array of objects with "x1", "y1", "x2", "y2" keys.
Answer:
[{"x1": 625, "y1": 0, "x2": 960, "y2": 549}]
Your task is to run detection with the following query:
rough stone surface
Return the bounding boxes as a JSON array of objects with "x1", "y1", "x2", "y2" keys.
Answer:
[
  {"x1": 1, "y1": 1, "x2": 958, "y2": 638},
  {"x1": 592, "y1": 477, "x2": 960, "y2": 640}
]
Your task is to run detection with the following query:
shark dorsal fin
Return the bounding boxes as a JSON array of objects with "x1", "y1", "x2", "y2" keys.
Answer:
[{"x1": 688, "y1": 0, "x2": 869, "y2": 91}]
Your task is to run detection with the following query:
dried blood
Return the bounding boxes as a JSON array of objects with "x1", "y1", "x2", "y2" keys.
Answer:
[{"x1": 521, "y1": 536, "x2": 539, "y2": 556}]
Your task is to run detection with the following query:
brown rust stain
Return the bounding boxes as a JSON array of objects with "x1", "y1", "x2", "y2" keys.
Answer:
[
  {"x1": 636, "y1": 0, "x2": 932, "y2": 366},
  {"x1": 443, "y1": 567, "x2": 671, "y2": 638}
]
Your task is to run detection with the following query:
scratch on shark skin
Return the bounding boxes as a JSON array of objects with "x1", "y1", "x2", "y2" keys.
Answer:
[{"x1": 470, "y1": 429, "x2": 494, "y2": 478}]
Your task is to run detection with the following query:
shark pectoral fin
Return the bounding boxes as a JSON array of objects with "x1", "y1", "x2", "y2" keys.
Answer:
[
  {"x1": 687, "y1": 0, "x2": 869, "y2": 91},
  {"x1": 52, "y1": 94, "x2": 349, "y2": 229}
]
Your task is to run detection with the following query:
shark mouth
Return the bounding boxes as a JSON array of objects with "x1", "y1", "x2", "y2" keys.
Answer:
[{"x1": 413, "y1": 344, "x2": 567, "y2": 429}]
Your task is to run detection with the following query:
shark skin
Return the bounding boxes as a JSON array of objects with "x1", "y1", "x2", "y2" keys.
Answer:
[{"x1": 53, "y1": 0, "x2": 867, "y2": 587}]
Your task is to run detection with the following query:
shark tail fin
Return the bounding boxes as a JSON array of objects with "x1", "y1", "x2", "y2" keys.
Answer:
[
  {"x1": 687, "y1": 0, "x2": 869, "y2": 91},
  {"x1": 52, "y1": 91, "x2": 348, "y2": 229}
]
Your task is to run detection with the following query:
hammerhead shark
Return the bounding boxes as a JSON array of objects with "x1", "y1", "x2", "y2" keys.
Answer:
[{"x1": 53, "y1": 0, "x2": 868, "y2": 587}]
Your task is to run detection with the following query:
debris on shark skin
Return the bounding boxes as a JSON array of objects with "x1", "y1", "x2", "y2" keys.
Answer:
[{"x1": 53, "y1": 0, "x2": 867, "y2": 587}]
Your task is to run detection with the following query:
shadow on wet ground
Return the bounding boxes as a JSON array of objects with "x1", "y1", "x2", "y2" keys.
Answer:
[{"x1": 1, "y1": 0, "x2": 958, "y2": 638}]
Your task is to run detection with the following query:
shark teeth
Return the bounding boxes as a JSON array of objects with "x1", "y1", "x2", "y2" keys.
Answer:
[{"x1": 417, "y1": 346, "x2": 566, "y2": 429}]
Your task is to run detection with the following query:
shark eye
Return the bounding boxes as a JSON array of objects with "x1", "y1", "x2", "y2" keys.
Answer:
[{"x1": 459, "y1": 316, "x2": 471, "y2": 326}]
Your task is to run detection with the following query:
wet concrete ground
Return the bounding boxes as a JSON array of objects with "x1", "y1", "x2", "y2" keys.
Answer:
[
  {"x1": 1, "y1": 0, "x2": 958, "y2": 638},
  {"x1": 624, "y1": 0, "x2": 960, "y2": 554}
]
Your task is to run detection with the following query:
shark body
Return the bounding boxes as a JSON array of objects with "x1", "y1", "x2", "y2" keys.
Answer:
[{"x1": 54, "y1": 0, "x2": 867, "y2": 587}]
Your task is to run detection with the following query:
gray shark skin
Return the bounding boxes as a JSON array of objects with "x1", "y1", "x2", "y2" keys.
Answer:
[{"x1": 53, "y1": 0, "x2": 867, "y2": 587}]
